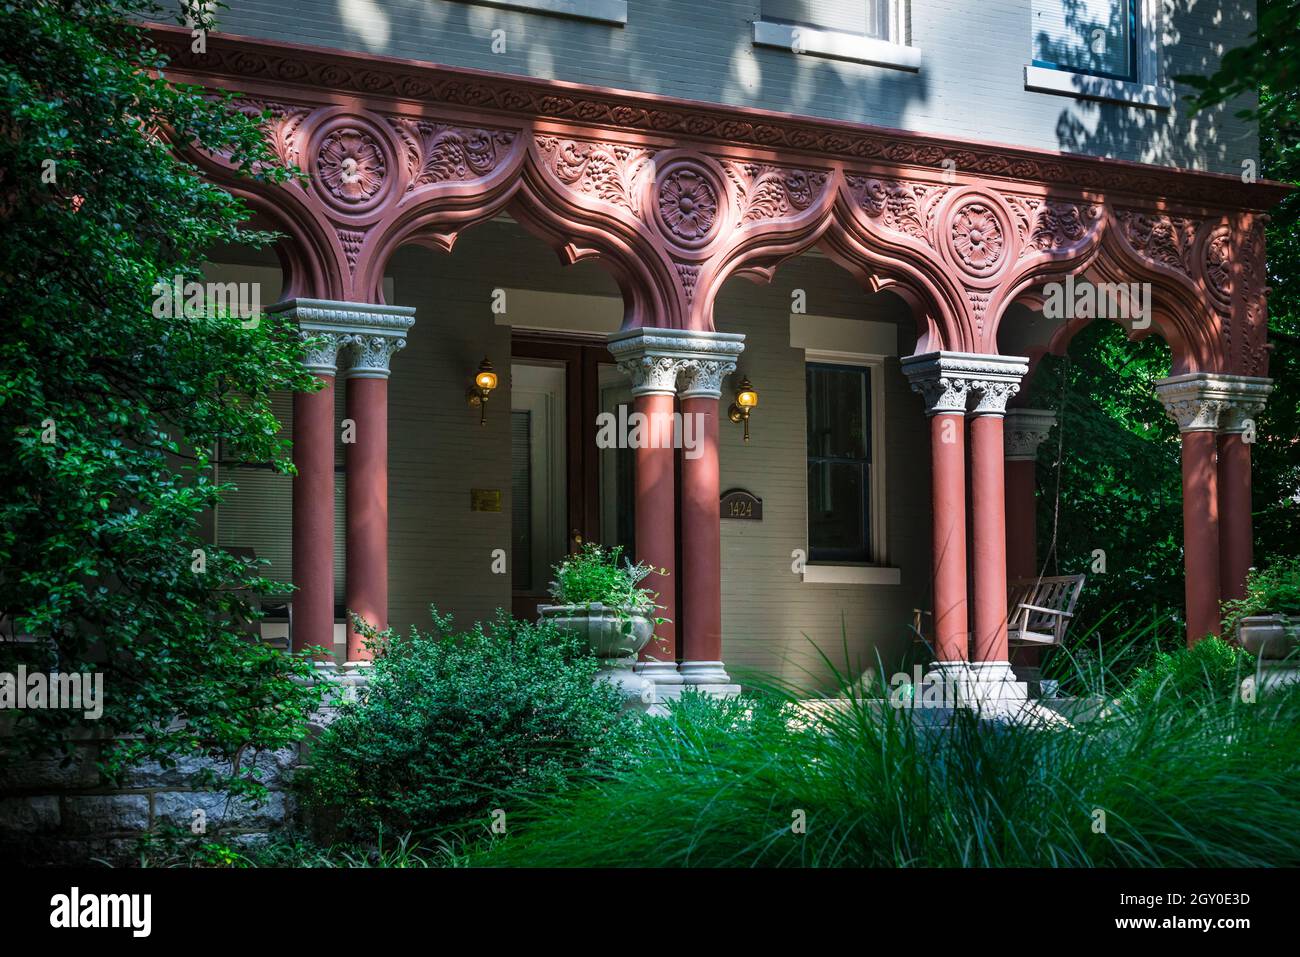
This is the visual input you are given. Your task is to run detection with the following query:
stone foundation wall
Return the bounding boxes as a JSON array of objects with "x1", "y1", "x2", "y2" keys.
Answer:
[{"x1": 0, "y1": 741, "x2": 303, "y2": 866}]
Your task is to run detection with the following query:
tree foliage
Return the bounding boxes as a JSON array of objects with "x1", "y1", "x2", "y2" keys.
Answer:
[
  {"x1": 1036, "y1": 2, "x2": 1300, "y2": 641},
  {"x1": 0, "y1": 0, "x2": 322, "y2": 794}
]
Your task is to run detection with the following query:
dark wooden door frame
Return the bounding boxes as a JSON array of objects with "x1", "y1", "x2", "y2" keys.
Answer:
[{"x1": 509, "y1": 331, "x2": 614, "y2": 617}]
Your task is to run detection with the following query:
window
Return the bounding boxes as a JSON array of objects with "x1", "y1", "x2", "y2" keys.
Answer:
[
  {"x1": 1031, "y1": 0, "x2": 1137, "y2": 81},
  {"x1": 753, "y1": 1, "x2": 920, "y2": 72},
  {"x1": 764, "y1": 0, "x2": 890, "y2": 41},
  {"x1": 806, "y1": 363, "x2": 872, "y2": 563}
]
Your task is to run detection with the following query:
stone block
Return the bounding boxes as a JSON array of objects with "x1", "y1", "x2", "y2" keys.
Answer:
[{"x1": 61, "y1": 794, "x2": 150, "y2": 833}]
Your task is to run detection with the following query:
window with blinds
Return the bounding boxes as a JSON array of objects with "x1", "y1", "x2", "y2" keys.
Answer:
[
  {"x1": 763, "y1": 0, "x2": 890, "y2": 40},
  {"x1": 1031, "y1": 0, "x2": 1137, "y2": 81},
  {"x1": 806, "y1": 363, "x2": 872, "y2": 563}
]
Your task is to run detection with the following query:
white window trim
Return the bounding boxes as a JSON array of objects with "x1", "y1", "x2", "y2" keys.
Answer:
[
  {"x1": 753, "y1": 4, "x2": 921, "y2": 73},
  {"x1": 1024, "y1": 0, "x2": 1172, "y2": 110},
  {"x1": 802, "y1": 349, "x2": 899, "y2": 586},
  {"x1": 463, "y1": 0, "x2": 627, "y2": 27}
]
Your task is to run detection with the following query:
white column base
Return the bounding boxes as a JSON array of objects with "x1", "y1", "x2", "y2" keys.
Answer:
[
  {"x1": 920, "y1": 660, "x2": 1069, "y2": 725},
  {"x1": 678, "y1": 660, "x2": 741, "y2": 695},
  {"x1": 1242, "y1": 662, "x2": 1300, "y2": 698},
  {"x1": 635, "y1": 659, "x2": 685, "y2": 685}
]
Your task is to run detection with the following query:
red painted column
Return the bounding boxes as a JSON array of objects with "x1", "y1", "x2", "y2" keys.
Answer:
[
  {"x1": 969, "y1": 413, "x2": 1010, "y2": 663},
  {"x1": 1217, "y1": 431, "x2": 1253, "y2": 605},
  {"x1": 292, "y1": 378, "x2": 336, "y2": 656},
  {"x1": 1181, "y1": 430, "x2": 1222, "y2": 645},
  {"x1": 679, "y1": 393, "x2": 725, "y2": 682},
  {"x1": 635, "y1": 392, "x2": 678, "y2": 665},
  {"x1": 345, "y1": 375, "x2": 388, "y2": 660},
  {"x1": 1004, "y1": 459, "x2": 1037, "y2": 582},
  {"x1": 930, "y1": 412, "x2": 969, "y2": 661}
]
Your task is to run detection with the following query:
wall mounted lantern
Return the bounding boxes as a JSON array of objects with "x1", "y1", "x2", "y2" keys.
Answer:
[
  {"x1": 728, "y1": 376, "x2": 758, "y2": 443},
  {"x1": 466, "y1": 357, "x2": 498, "y2": 426}
]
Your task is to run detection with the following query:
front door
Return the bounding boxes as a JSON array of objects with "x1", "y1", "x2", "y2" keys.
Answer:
[{"x1": 510, "y1": 334, "x2": 636, "y2": 619}]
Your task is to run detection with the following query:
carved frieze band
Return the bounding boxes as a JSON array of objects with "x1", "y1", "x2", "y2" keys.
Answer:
[
  {"x1": 269, "y1": 298, "x2": 416, "y2": 378},
  {"x1": 1155, "y1": 373, "x2": 1274, "y2": 434},
  {"x1": 607, "y1": 328, "x2": 745, "y2": 399},
  {"x1": 901, "y1": 351, "x2": 1030, "y2": 417},
  {"x1": 157, "y1": 26, "x2": 1283, "y2": 210}
]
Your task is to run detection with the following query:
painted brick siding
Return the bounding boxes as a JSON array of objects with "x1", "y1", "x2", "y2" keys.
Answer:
[{"x1": 209, "y1": 0, "x2": 1257, "y2": 174}]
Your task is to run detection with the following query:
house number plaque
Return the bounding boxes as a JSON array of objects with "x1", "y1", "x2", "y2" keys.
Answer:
[
  {"x1": 470, "y1": 488, "x2": 503, "y2": 512},
  {"x1": 720, "y1": 488, "x2": 762, "y2": 521}
]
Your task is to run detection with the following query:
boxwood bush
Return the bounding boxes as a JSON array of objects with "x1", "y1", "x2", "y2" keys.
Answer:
[{"x1": 296, "y1": 609, "x2": 641, "y2": 843}]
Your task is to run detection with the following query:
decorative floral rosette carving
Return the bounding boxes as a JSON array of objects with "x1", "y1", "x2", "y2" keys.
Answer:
[
  {"x1": 949, "y1": 201, "x2": 1005, "y2": 274},
  {"x1": 932, "y1": 191, "x2": 1014, "y2": 280},
  {"x1": 310, "y1": 118, "x2": 395, "y2": 215},
  {"x1": 654, "y1": 161, "x2": 722, "y2": 248}
]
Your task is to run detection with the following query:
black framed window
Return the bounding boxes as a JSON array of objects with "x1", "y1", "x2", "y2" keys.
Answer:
[
  {"x1": 1031, "y1": 0, "x2": 1138, "y2": 82},
  {"x1": 806, "y1": 363, "x2": 871, "y2": 563}
]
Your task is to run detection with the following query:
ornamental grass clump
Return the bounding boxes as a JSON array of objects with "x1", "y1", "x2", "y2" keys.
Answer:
[{"x1": 473, "y1": 636, "x2": 1300, "y2": 867}]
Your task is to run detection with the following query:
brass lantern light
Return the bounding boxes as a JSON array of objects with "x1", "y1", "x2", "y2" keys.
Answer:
[
  {"x1": 728, "y1": 375, "x2": 758, "y2": 443},
  {"x1": 466, "y1": 357, "x2": 498, "y2": 425}
]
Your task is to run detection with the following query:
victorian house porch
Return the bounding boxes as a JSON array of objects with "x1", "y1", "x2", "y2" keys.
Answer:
[{"x1": 158, "y1": 23, "x2": 1286, "y2": 696}]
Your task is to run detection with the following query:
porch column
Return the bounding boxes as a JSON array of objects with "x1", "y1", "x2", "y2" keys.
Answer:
[
  {"x1": 1003, "y1": 409, "x2": 1056, "y2": 582},
  {"x1": 901, "y1": 353, "x2": 973, "y2": 662},
  {"x1": 903, "y1": 351, "x2": 1029, "y2": 708},
  {"x1": 966, "y1": 362, "x2": 1027, "y2": 664},
  {"x1": 336, "y1": 305, "x2": 416, "y2": 663},
  {"x1": 674, "y1": 331, "x2": 745, "y2": 687},
  {"x1": 269, "y1": 301, "x2": 349, "y2": 656},
  {"x1": 1156, "y1": 374, "x2": 1231, "y2": 646},
  {"x1": 1214, "y1": 377, "x2": 1273, "y2": 604},
  {"x1": 607, "y1": 329, "x2": 686, "y2": 688},
  {"x1": 1004, "y1": 408, "x2": 1057, "y2": 678}
]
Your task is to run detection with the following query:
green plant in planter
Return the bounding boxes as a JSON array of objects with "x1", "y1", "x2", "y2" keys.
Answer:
[
  {"x1": 1222, "y1": 557, "x2": 1300, "y2": 637},
  {"x1": 548, "y1": 543, "x2": 669, "y2": 634}
]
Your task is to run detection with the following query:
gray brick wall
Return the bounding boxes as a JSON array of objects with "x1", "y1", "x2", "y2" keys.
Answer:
[{"x1": 206, "y1": 0, "x2": 1259, "y2": 174}]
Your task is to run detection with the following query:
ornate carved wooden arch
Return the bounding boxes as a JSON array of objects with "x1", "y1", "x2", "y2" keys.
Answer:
[
  {"x1": 153, "y1": 24, "x2": 1285, "y2": 372},
  {"x1": 995, "y1": 204, "x2": 1269, "y2": 377}
]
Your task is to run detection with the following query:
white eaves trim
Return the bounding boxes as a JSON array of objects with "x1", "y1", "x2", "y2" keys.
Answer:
[
  {"x1": 465, "y1": 0, "x2": 627, "y2": 27},
  {"x1": 1023, "y1": 65, "x2": 1174, "y2": 111},
  {"x1": 753, "y1": 20, "x2": 922, "y2": 72}
]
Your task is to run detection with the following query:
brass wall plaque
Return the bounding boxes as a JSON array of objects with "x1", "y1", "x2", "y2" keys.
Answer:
[
  {"x1": 470, "y1": 488, "x2": 503, "y2": 512},
  {"x1": 720, "y1": 488, "x2": 762, "y2": 521}
]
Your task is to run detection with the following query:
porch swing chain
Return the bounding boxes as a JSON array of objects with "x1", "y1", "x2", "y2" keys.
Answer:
[{"x1": 1040, "y1": 353, "x2": 1071, "y2": 584}]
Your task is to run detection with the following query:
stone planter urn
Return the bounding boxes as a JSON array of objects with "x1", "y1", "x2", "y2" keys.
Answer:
[
  {"x1": 1237, "y1": 614, "x2": 1300, "y2": 696},
  {"x1": 538, "y1": 602, "x2": 656, "y2": 708},
  {"x1": 1238, "y1": 614, "x2": 1300, "y2": 660}
]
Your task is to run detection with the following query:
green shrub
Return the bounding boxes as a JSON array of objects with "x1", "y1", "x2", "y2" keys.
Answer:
[
  {"x1": 295, "y1": 609, "x2": 640, "y2": 843},
  {"x1": 549, "y1": 543, "x2": 665, "y2": 612},
  {"x1": 1124, "y1": 636, "x2": 1255, "y2": 709},
  {"x1": 1222, "y1": 556, "x2": 1300, "y2": 637}
]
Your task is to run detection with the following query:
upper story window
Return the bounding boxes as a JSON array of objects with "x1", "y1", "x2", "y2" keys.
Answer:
[
  {"x1": 763, "y1": 0, "x2": 892, "y2": 42},
  {"x1": 1031, "y1": 0, "x2": 1137, "y2": 81},
  {"x1": 753, "y1": 1, "x2": 920, "y2": 72}
]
